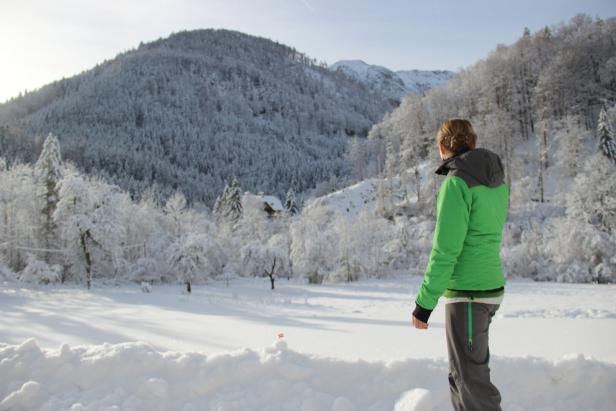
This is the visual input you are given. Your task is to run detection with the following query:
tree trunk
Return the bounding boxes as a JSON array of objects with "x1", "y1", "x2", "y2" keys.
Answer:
[
  {"x1": 80, "y1": 230, "x2": 92, "y2": 289},
  {"x1": 264, "y1": 256, "x2": 277, "y2": 290}
]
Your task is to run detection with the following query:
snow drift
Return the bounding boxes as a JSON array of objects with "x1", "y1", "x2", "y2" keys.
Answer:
[{"x1": 1, "y1": 338, "x2": 615, "y2": 411}]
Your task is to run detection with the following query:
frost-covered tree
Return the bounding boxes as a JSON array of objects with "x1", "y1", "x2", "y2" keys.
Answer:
[
  {"x1": 382, "y1": 215, "x2": 412, "y2": 271},
  {"x1": 347, "y1": 137, "x2": 368, "y2": 181},
  {"x1": 567, "y1": 152, "x2": 616, "y2": 236},
  {"x1": 545, "y1": 152, "x2": 616, "y2": 283},
  {"x1": 212, "y1": 185, "x2": 228, "y2": 224},
  {"x1": 284, "y1": 187, "x2": 298, "y2": 215},
  {"x1": 400, "y1": 130, "x2": 422, "y2": 203},
  {"x1": 0, "y1": 260, "x2": 15, "y2": 280},
  {"x1": 226, "y1": 177, "x2": 243, "y2": 224},
  {"x1": 34, "y1": 133, "x2": 63, "y2": 263},
  {"x1": 213, "y1": 178, "x2": 243, "y2": 229},
  {"x1": 0, "y1": 163, "x2": 39, "y2": 271},
  {"x1": 289, "y1": 204, "x2": 339, "y2": 284},
  {"x1": 332, "y1": 214, "x2": 364, "y2": 282},
  {"x1": 166, "y1": 233, "x2": 226, "y2": 292},
  {"x1": 129, "y1": 257, "x2": 163, "y2": 284},
  {"x1": 239, "y1": 233, "x2": 289, "y2": 289},
  {"x1": 374, "y1": 178, "x2": 394, "y2": 219},
  {"x1": 329, "y1": 207, "x2": 395, "y2": 281},
  {"x1": 598, "y1": 106, "x2": 616, "y2": 163},
  {"x1": 53, "y1": 174, "x2": 127, "y2": 288},
  {"x1": 384, "y1": 138, "x2": 399, "y2": 177},
  {"x1": 164, "y1": 191, "x2": 187, "y2": 238},
  {"x1": 557, "y1": 115, "x2": 587, "y2": 178},
  {"x1": 231, "y1": 192, "x2": 290, "y2": 280},
  {"x1": 235, "y1": 192, "x2": 270, "y2": 241}
]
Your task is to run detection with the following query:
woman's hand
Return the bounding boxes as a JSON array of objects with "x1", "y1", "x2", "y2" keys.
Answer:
[{"x1": 411, "y1": 314, "x2": 429, "y2": 330}]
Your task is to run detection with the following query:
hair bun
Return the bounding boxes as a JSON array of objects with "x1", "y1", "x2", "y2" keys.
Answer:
[{"x1": 437, "y1": 119, "x2": 477, "y2": 153}]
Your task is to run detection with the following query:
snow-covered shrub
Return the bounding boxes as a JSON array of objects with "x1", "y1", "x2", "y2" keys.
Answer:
[
  {"x1": 166, "y1": 233, "x2": 227, "y2": 291},
  {"x1": 129, "y1": 257, "x2": 163, "y2": 284},
  {"x1": 0, "y1": 261, "x2": 16, "y2": 281},
  {"x1": 404, "y1": 217, "x2": 434, "y2": 276},
  {"x1": 239, "y1": 234, "x2": 289, "y2": 288},
  {"x1": 240, "y1": 234, "x2": 289, "y2": 274},
  {"x1": 330, "y1": 213, "x2": 364, "y2": 282},
  {"x1": 544, "y1": 217, "x2": 616, "y2": 283},
  {"x1": 328, "y1": 208, "x2": 395, "y2": 282},
  {"x1": 239, "y1": 240, "x2": 267, "y2": 278},
  {"x1": 382, "y1": 215, "x2": 414, "y2": 271},
  {"x1": 501, "y1": 214, "x2": 549, "y2": 280},
  {"x1": 566, "y1": 152, "x2": 616, "y2": 236},
  {"x1": 290, "y1": 203, "x2": 339, "y2": 284},
  {"x1": 266, "y1": 233, "x2": 291, "y2": 280},
  {"x1": 510, "y1": 176, "x2": 539, "y2": 205},
  {"x1": 18, "y1": 254, "x2": 61, "y2": 284}
]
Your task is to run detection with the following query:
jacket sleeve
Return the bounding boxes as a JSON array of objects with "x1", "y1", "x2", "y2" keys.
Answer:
[{"x1": 414, "y1": 176, "x2": 471, "y2": 321}]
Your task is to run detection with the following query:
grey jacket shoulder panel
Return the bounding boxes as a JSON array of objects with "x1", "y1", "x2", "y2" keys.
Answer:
[{"x1": 435, "y1": 147, "x2": 505, "y2": 188}]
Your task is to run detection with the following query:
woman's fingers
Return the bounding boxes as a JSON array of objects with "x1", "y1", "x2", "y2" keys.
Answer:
[{"x1": 411, "y1": 315, "x2": 429, "y2": 329}]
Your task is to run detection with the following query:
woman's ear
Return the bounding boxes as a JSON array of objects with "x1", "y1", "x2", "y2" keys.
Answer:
[{"x1": 438, "y1": 142, "x2": 446, "y2": 158}]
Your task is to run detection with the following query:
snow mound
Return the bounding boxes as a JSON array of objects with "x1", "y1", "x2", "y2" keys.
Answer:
[
  {"x1": 501, "y1": 307, "x2": 616, "y2": 319},
  {"x1": 1, "y1": 339, "x2": 615, "y2": 411},
  {"x1": 394, "y1": 388, "x2": 436, "y2": 411}
]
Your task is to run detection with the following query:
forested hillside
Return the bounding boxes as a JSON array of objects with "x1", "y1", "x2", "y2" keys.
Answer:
[
  {"x1": 0, "y1": 29, "x2": 396, "y2": 207},
  {"x1": 363, "y1": 14, "x2": 616, "y2": 282},
  {"x1": 369, "y1": 14, "x2": 616, "y2": 183}
]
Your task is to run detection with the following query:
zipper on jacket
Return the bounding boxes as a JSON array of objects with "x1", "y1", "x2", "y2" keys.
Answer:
[{"x1": 467, "y1": 301, "x2": 473, "y2": 352}]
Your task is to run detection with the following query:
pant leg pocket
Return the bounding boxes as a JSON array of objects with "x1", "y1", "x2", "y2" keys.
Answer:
[
  {"x1": 467, "y1": 304, "x2": 491, "y2": 365},
  {"x1": 467, "y1": 301, "x2": 473, "y2": 352}
]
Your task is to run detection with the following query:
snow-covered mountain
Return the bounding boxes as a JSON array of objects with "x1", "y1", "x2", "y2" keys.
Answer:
[
  {"x1": 0, "y1": 30, "x2": 396, "y2": 207},
  {"x1": 396, "y1": 69, "x2": 454, "y2": 93},
  {"x1": 330, "y1": 60, "x2": 453, "y2": 100}
]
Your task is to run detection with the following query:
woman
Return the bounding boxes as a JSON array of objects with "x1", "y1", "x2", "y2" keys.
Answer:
[{"x1": 411, "y1": 118, "x2": 508, "y2": 411}]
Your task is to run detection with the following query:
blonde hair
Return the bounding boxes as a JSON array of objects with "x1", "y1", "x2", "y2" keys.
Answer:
[{"x1": 436, "y1": 118, "x2": 477, "y2": 153}]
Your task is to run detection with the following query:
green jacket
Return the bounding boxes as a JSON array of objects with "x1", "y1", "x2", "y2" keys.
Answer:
[{"x1": 413, "y1": 147, "x2": 509, "y2": 323}]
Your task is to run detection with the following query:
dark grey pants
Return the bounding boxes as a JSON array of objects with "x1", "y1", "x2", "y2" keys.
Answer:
[{"x1": 445, "y1": 302, "x2": 502, "y2": 411}]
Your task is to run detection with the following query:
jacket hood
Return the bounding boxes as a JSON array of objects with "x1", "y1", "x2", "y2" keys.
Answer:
[{"x1": 435, "y1": 147, "x2": 505, "y2": 188}]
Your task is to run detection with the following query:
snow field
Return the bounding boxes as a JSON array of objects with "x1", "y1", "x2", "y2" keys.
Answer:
[
  {"x1": 1, "y1": 276, "x2": 616, "y2": 410},
  {"x1": 2, "y1": 277, "x2": 615, "y2": 362},
  {"x1": 1, "y1": 338, "x2": 615, "y2": 411}
]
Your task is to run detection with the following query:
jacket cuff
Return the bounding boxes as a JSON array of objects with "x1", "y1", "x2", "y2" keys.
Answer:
[{"x1": 413, "y1": 302, "x2": 433, "y2": 323}]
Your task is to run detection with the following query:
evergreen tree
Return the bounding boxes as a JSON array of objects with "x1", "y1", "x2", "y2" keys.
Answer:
[
  {"x1": 34, "y1": 133, "x2": 63, "y2": 263},
  {"x1": 225, "y1": 177, "x2": 243, "y2": 225},
  {"x1": 598, "y1": 106, "x2": 616, "y2": 163},
  {"x1": 285, "y1": 187, "x2": 298, "y2": 215},
  {"x1": 213, "y1": 184, "x2": 229, "y2": 224},
  {"x1": 214, "y1": 177, "x2": 243, "y2": 228}
]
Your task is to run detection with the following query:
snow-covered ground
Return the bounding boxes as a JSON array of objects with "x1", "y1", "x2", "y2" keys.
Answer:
[{"x1": 1, "y1": 276, "x2": 616, "y2": 410}]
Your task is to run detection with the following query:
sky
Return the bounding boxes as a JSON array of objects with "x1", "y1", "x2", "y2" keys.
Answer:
[{"x1": 1, "y1": 0, "x2": 615, "y2": 103}]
